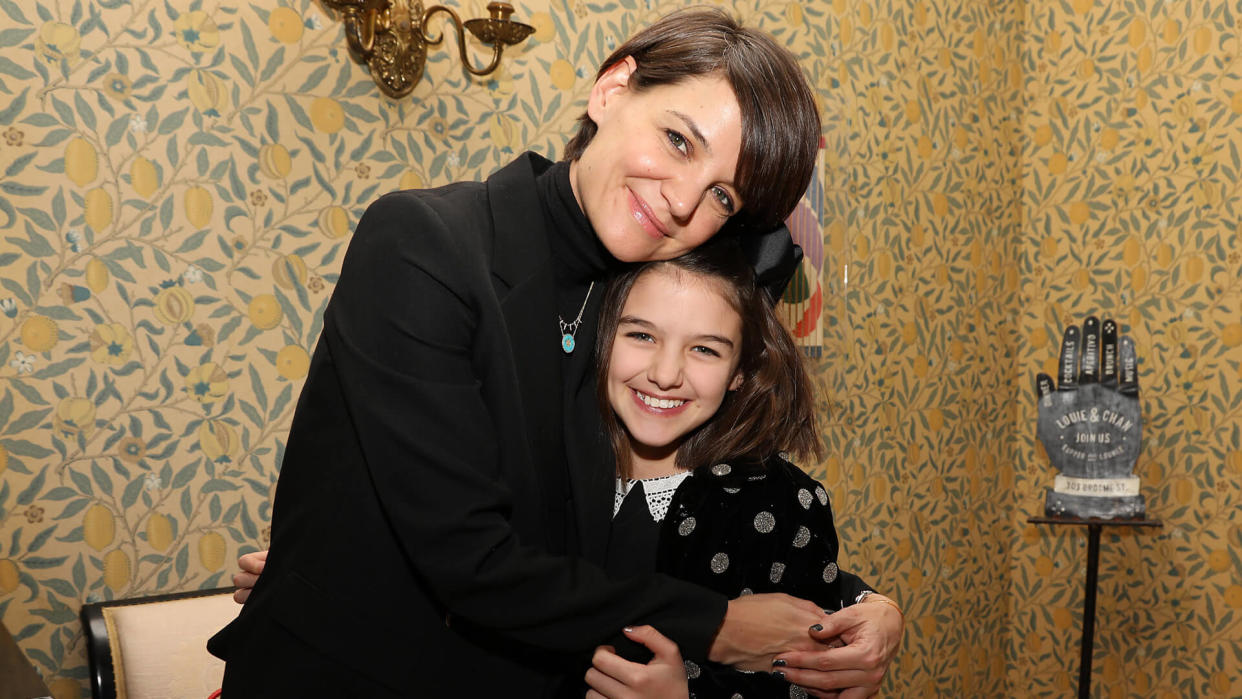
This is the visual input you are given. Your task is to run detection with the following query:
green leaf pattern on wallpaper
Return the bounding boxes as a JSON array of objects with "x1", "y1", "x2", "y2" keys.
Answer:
[{"x1": 0, "y1": 0, "x2": 629, "y2": 691}]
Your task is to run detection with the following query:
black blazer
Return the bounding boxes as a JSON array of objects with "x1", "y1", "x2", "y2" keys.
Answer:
[{"x1": 209, "y1": 154, "x2": 726, "y2": 697}]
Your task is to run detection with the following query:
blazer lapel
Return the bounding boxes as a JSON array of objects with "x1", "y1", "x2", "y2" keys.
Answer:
[
  {"x1": 487, "y1": 155, "x2": 572, "y2": 551},
  {"x1": 561, "y1": 290, "x2": 615, "y2": 565},
  {"x1": 486, "y1": 153, "x2": 614, "y2": 563}
]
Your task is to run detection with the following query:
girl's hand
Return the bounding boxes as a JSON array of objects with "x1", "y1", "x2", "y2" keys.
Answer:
[
  {"x1": 232, "y1": 550, "x2": 267, "y2": 604},
  {"x1": 585, "y1": 626, "x2": 689, "y2": 699}
]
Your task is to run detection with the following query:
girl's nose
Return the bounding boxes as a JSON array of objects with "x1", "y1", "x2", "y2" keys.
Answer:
[{"x1": 647, "y1": 348, "x2": 684, "y2": 389}]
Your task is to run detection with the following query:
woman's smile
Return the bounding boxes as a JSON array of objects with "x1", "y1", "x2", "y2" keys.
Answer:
[
  {"x1": 570, "y1": 58, "x2": 744, "y2": 263},
  {"x1": 627, "y1": 188, "x2": 669, "y2": 241}
]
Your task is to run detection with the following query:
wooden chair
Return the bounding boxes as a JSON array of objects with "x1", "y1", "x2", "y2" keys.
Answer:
[{"x1": 80, "y1": 588, "x2": 238, "y2": 699}]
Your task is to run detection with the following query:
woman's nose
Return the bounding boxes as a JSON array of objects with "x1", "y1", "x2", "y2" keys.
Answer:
[{"x1": 662, "y1": 176, "x2": 699, "y2": 221}]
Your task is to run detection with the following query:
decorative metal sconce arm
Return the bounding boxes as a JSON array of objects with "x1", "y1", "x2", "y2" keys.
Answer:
[
  {"x1": 324, "y1": 0, "x2": 532, "y2": 98},
  {"x1": 424, "y1": 5, "x2": 493, "y2": 76},
  {"x1": 424, "y1": 2, "x2": 533, "y2": 75},
  {"x1": 331, "y1": 0, "x2": 387, "y2": 58}
]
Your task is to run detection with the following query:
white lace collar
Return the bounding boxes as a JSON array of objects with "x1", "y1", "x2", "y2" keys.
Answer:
[{"x1": 613, "y1": 471, "x2": 693, "y2": 522}]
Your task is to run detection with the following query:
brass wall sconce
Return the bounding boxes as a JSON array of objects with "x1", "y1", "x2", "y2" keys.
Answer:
[{"x1": 322, "y1": 0, "x2": 534, "y2": 98}]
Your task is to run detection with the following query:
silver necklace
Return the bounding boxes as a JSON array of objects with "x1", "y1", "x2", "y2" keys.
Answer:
[{"x1": 558, "y1": 281, "x2": 595, "y2": 354}]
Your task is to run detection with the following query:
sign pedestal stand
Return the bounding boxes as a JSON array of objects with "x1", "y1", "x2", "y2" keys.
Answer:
[{"x1": 1026, "y1": 515, "x2": 1162, "y2": 699}]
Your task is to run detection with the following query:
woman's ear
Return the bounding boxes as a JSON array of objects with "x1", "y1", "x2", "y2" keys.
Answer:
[{"x1": 586, "y1": 55, "x2": 637, "y2": 123}]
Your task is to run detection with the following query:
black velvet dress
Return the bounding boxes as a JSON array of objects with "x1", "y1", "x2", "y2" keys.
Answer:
[{"x1": 606, "y1": 455, "x2": 873, "y2": 698}]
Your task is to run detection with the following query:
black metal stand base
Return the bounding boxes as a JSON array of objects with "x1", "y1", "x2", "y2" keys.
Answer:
[{"x1": 1027, "y1": 515, "x2": 1162, "y2": 699}]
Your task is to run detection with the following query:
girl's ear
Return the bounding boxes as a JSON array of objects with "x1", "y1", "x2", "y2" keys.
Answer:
[
  {"x1": 586, "y1": 56, "x2": 638, "y2": 123},
  {"x1": 729, "y1": 372, "x2": 743, "y2": 391}
]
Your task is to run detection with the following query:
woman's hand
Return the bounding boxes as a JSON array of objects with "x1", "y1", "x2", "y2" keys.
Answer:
[
  {"x1": 707, "y1": 593, "x2": 826, "y2": 670},
  {"x1": 585, "y1": 626, "x2": 689, "y2": 699},
  {"x1": 771, "y1": 595, "x2": 904, "y2": 698},
  {"x1": 232, "y1": 550, "x2": 267, "y2": 603}
]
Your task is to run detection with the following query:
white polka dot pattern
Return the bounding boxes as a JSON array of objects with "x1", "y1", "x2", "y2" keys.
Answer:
[
  {"x1": 823, "y1": 562, "x2": 838, "y2": 583},
  {"x1": 770, "y1": 561, "x2": 786, "y2": 583},
  {"x1": 797, "y1": 489, "x2": 813, "y2": 509},
  {"x1": 754, "y1": 511, "x2": 775, "y2": 533}
]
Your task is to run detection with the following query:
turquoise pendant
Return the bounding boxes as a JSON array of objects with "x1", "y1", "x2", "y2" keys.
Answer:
[{"x1": 561, "y1": 333, "x2": 575, "y2": 353}]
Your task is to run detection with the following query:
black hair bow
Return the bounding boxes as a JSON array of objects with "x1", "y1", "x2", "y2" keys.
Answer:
[{"x1": 738, "y1": 222, "x2": 803, "y2": 305}]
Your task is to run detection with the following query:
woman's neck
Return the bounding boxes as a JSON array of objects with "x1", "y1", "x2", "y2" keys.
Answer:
[
  {"x1": 567, "y1": 158, "x2": 582, "y2": 211},
  {"x1": 537, "y1": 158, "x2": 615, "y2": 286}
]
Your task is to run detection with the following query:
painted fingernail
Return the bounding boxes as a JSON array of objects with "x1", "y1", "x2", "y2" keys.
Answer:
[
  {"x1": 772, "y1": 670, "x2": 786, "y2": 680},
  {"x1": 809, "y1": 623, "x2": 823, "y2": 632},
  {"x1": 772, "y1": 659, "x2": 787, "y2": 667},
  {"x1": 623, "y1": 626, "x2": 634, "y2": 633}
]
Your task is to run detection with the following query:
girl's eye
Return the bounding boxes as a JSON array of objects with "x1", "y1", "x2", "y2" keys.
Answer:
[
  {"x1": 625, "y1": 331, "x2": 654, "y2": 343},
  {"x1": 666, "y1": 129, "x2": 689, "y2": 155},
  {"x1": 711, "y1": 186, "x2": 735, "y2": 214},
  {"x1": 691, "y1": 345, "x2": 721, "y2": 357}
]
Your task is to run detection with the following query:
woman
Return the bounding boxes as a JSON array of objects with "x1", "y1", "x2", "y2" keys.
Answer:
[
  {"x1": 210, "y1": 9, "x2": 900, "y2": 697},
  {"x1": 582, "y1": 242, "x2": 901, "y2": 698}
]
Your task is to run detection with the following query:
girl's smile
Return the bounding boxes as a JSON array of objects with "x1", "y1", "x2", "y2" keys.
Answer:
[
  {"x1": 606, "y1": 266, "x2": 743, "y2": 478},
  {"x1": 631, "y1": 388, "x2": 690, "y2": 412}
]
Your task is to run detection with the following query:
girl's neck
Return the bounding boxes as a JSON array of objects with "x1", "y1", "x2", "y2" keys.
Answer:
[{"x1": 627, "y1": 446, "x2": 684, "y2": 481}]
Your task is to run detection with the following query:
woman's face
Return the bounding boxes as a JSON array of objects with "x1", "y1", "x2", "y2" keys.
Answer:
[
  {"x1": 571, "y1": 59, "x2": 744, "y2": 263},
  {"x1": 606, "y1": 267, "x2": 743, "y2": 465}
]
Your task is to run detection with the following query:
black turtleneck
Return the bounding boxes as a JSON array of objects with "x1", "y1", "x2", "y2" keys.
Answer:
[
  {"x1": 534, "y1": 159, "x2": 621, "y2": 563},
  {"x1": 535, "y1": 159, "x2": 617, "y2": 381},
  {"x1": 536, "y1": 159, "x2": 614, "y2": 313}
]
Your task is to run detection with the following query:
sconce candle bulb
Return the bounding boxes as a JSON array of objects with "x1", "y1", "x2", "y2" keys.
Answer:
[{"x1": 322, "y1": 0, "x2": 532, "y2": 98}]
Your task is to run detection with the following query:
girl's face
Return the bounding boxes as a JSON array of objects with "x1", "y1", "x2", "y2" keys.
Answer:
[
  {"x1": 571, "y1": 58, "x2": 744, "y2": 263},
  {"x1": 606, "y1": 267, "x2": 743, "y2": 467}
]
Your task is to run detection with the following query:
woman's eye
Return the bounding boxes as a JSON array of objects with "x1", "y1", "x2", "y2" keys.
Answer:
[
  {"x1": 666, "y1": 129, "x2": 688, "y2": 155},
  {"x1": 711, "y1": 186, "x2": 735, "y2": 213}
]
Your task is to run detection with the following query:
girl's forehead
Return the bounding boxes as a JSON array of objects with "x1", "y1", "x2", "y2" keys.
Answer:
[
  {"x1": 632, "y1": 265, "x2": 723, "y2": 297},
  {"x1": 625, "y1": 265, "x2": 741, "y2": 318}
]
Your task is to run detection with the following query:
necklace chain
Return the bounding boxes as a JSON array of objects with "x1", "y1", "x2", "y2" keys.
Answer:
[{"x1": 558, "y1": 281, "x2": 595, "y2": 354}]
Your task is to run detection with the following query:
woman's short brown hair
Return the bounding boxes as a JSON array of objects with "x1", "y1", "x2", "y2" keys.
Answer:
[
  {"x1": 563, "y1": 8, "x2": 820, "y2": 233},
  {"x1": 595, "y1": 240, "x2": 821, "y2": 480}
]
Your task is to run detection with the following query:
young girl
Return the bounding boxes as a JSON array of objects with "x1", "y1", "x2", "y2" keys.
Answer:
[{"x1": 585, "y1": 241, "x2": 900, "y2": 698}]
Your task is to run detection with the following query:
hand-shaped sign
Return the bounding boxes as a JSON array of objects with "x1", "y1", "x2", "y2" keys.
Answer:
[{"x1": 1035, "y1": 316, "x2": 1146, "y2": 518}]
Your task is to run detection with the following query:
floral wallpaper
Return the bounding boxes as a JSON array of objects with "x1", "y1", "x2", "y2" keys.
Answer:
[
  {"x1": 0, "y1": 0, "x2": 582, "y2": 694},
  {"x1": 0, "y1": 0, "x2": 1239, "y2": 697},
  {"x1": 1008, "y1": 0, "x2": 1242, "y2": 696},
  {"x1": 807, "y1": 0, "x2": 1022, "y2": 694}
]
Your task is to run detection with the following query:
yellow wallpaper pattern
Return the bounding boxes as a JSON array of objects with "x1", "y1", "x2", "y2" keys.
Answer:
[
  {"x1": 1010, "y1": 1, "x2": 1242, "y2": 697},
  {"x1": 808, "y1": 0, "x2": 1021, "y2": 695},
  {"x1": 0, "y1": 0, "x2": 1239, "y2": 697}
]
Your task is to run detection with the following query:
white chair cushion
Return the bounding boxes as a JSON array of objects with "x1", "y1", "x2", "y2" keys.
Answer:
[{"x1": 103, "y1": 592, "x2": 238, "y2": 699}]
